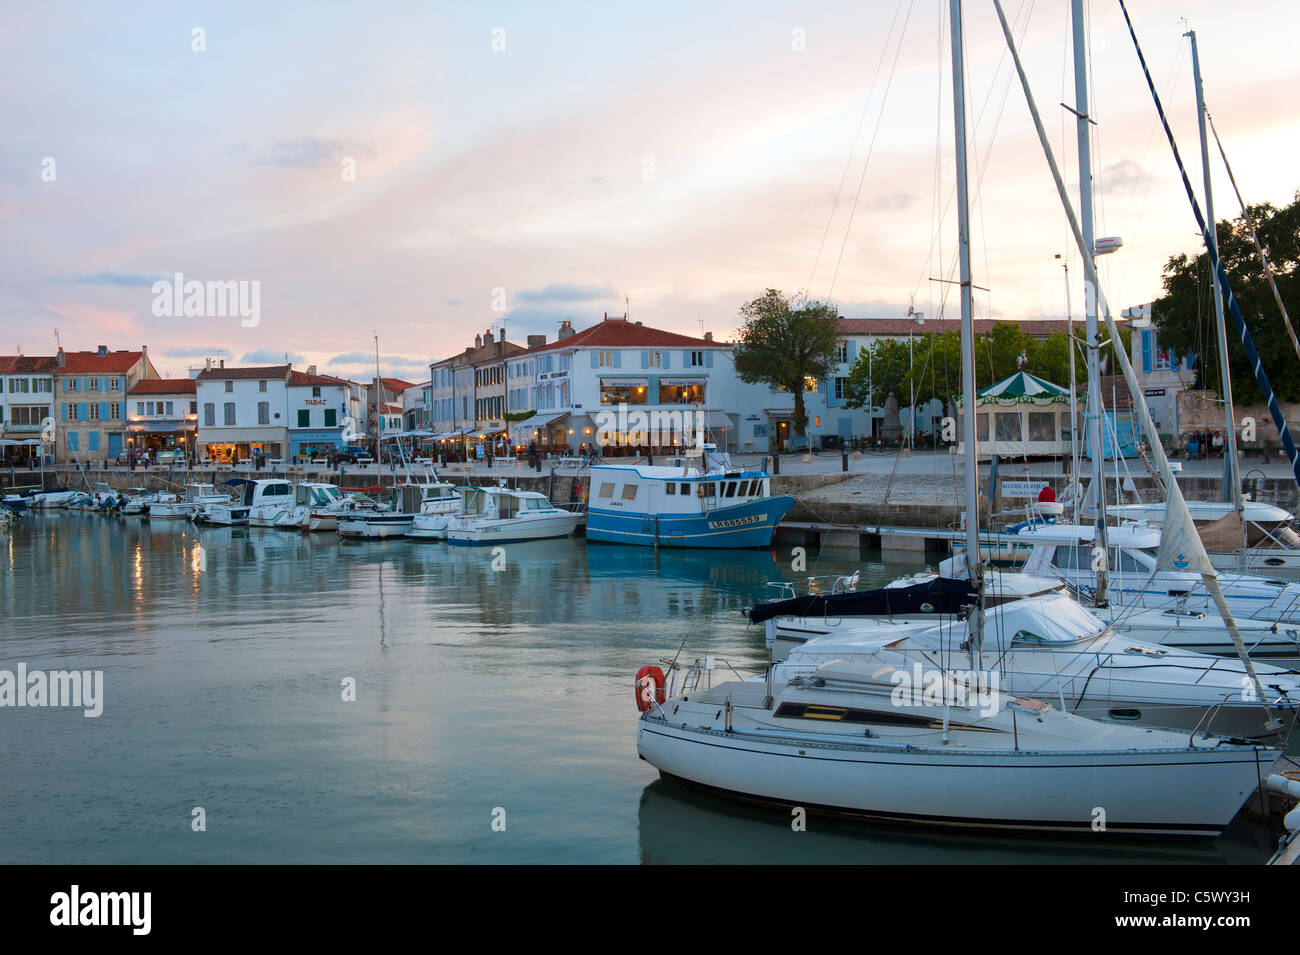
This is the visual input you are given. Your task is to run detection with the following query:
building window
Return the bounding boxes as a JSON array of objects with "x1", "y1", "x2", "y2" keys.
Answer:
[
  {"x1": 689, "y1": 351, "x2": 703, "y2": 367},
  {"x1": 804, "y1": 377, "x2": 819, "y2": 393},
  {"x1": 190, "y1": 401, "x2": 198, "y2": 415},
  {"x1": 109, "y1": 403, "x2": 120, "y2": 420},
  {"x1": 89, "y1": 403, "x2": 100, "y2": 420},
  {"x1": 297, "y1": 409, "x2": 309, "y2": 427},
  {"x1": 259, "y1": 380, "x2": 267, "y2": 392},
  {"x1": 600, "y1": 383, "x2": 648, "y2": 405},
  {"x1": 204, "y1": 403, "x2": 215, "y2": 427},
  {"x1": 137, "y1": 402, "x2": 145, "y2": 416},
  {"x1": 225, "y1": 381, "x2": 233, "y2": 393},
  {"x1": 224, "y1": 402, "x2": 236, "y2": 426},
  {"x1": 258, "y1": 402, "x2": 270, "y2": 425},
  {"x1": 836, "y1": 341, "x2": 848, "y2": 363},
  {"x1": 324, "y1": 409, "x2": 337, "y2": 427}
]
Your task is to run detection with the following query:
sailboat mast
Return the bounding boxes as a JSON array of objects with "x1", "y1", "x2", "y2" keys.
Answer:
[
  {"x1": 1187, "y1": 29, "x2": 1243, "y2": 514},
  {"x1": 1063, "y1": 259, "x2": 1081, "y2": 493},
  {"x1": 948, "y1": 0, "x2": 983, "y2": 669},
  {"x1": 1071, "y1": 0, "x2": 1109, "y2": 606},
  {"x1": 374, "y1": 334, "x2": 384, "y2": 487}
]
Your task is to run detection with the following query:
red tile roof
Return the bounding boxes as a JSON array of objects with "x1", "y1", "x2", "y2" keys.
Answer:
[
  {"x1": 530, "y1": 317, "x2": 724, "y2": 353},
  {"x1": 377, "y1": 377, "x2": 415, "y2": 393},
  {"x1": 195, "y1": 364, "x2": 291, "y2": 381},
  {"x1": 289, "y1": 370, "x2": 350, "y2": 387},
  {"x1": 0, "y1": 356, "x2": 58, "y2": 373},
  {"x1": 128, "y1": 378, "x2": 196, "y2": 395},
  {"x1": 379, "y1": 402, "x2": 403, "y2": 414},
  {"x1": 56, "y1": 349, "x2": 144, "y2": 373}
]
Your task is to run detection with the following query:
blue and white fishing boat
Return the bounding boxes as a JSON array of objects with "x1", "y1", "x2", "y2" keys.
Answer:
[{"x1": 586, "y1": 426, "x2": 793, "y2": 549}]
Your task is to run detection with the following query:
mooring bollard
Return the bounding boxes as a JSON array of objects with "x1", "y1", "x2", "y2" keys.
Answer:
[
  {"x1": 771, "y1": 453, "x2": 780, "y2": 475},
  {"x1": 842, "y1": 450, "x2": 848, "y2": 472}
]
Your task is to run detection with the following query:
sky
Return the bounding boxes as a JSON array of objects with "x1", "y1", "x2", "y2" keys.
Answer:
[{"x1": 3, "y1": 0, "x2": 1298, "y2": 384}]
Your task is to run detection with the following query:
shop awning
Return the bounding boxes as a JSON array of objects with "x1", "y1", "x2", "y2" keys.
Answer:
[{"x1": 516, "y1": 412, "x2": 569, "y2": 431}]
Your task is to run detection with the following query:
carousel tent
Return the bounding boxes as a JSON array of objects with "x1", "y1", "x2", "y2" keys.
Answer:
[{"x1": 958, "y1": 371, "x2": 1078, "y2": 458}]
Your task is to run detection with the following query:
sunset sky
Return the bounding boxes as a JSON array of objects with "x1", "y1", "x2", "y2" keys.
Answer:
[{"x1": 4, "y1": 0, "x2": 1298, "y2": 383}]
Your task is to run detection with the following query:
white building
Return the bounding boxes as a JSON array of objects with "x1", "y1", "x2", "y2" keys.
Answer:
[
  {"x1": 287, "y1": 369, "x2": 352, "y2": 458},
  {"x1": 1123, "y1": 304, "x2": 1195, "y2": 438},
  {"x1": 194, "y1": 362, "x2": 292, "y2": 462},
  {"x1": 0, "y1": 355, "x2": 57, "y2": 465}
]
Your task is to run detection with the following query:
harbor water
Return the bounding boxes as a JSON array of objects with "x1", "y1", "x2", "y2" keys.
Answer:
[{"x1": 0, "y1": 512, "x2": 1284, "y2": 864}]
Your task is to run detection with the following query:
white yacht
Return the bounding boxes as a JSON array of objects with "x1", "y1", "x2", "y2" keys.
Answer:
[
  {"x1": 445, "y1": 485, "x2": 580, "y2": 546},
  {"x1": 766, "y1": 589, "x2": 1298, "y2": 740},
  {"x1": 408, "y1": 481, "x2": 465, "y2": 540},
  {"x1": 148, "y1": 483, "x2": 229, "y2": 520},
  {"x1": 272, "y1": 481, "x2": 346, "y2": 531},
  {"x1": 637, "y1": 653, "x2": 1274, "y2": 837},
  {"x1": 121, "y1": 487, "x2": 160, "y2": 516},
  {"x1": 1110, "y1": 500, "x2": 1300, "y2": 574},
  {"x1": 337, "y1": 484, "x2": 421, "y2": 539}
]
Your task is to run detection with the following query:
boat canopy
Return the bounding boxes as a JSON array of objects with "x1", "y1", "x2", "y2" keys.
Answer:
[{"x1": 745, "y1": 576, "x2": 979, "y2": 624}]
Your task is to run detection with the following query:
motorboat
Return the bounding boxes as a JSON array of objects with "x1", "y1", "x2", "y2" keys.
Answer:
[
  {"x1": 148, "y1": 483, "x2": 229, "y2": 520},
  {"x1": 337, "y1": 484, "x2": 421, "y2": 539},
  {"x1": 409, "y1": 481, "x2": 465, "y2": 540},
  {"x1": 445, "y1": 485, "x2": 580, "y2": 545}
]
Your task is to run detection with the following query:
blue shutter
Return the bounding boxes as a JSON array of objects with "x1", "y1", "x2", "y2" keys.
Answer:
[
  {"x1": 87, "y1": 431, "x2": 99, "y2": 452},
  {"x1": 705, "y1": 351, "x2": 713, "y2": 368},
  {"x1": 1141, "y1": 329, "x2": 1152, "y2": 373},
  {"x1": 78, "y1": 402, "x2": 87, "y2": 420},
  {"x1": 641, "y1": 351, "x2": 649, "y2": 369},
  {"x1": 613, "y1": 351, "x2": 621, "y2": 368},
  {"x1": 590, "y1": 351, "x2": 599, "y2": 368},
  {"x1": 662, "y1": 350, "x2": 670, "y2": 369},
  {"x1": 683, "y1": 351, "x2": 691, "y2": 366},
  {"x1": 99, "y1": 401, "x2": 109, "y2": 420},
  {"x1": 848, "y1": 340, "x2": 857, "y2": 361},
  {"x1": 66, "y1": 431, "x2": 78, "y2": 452},
  {"x1": 60, "y1": 403, "x2": 67, "y2": 421},
  {"x1": 1185, "y1": 352, "x2": 1195, "y2": 371}
]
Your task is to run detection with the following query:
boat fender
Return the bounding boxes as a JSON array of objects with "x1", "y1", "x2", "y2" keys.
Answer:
[{"x1": 635, "y1": 665, "x2": 666, "y2": 712}]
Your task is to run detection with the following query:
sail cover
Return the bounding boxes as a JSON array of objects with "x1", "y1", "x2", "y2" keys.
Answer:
[{"x1": 744, "y1": 576, "x2": 978, "y2": 624}]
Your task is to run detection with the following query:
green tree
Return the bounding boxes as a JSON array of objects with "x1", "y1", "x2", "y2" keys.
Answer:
[
  {"x1": 732, "y1": 289, "x2": 841, "y2": 437},
  {"x1": 1151, "y1": 193, "x2": 1300, "y2": 403}
]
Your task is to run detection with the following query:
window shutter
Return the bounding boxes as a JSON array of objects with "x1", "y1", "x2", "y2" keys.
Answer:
[
  {"x1": 705, "y1": 351, "x2": 714, "y2": 368},
  {"x1": 1141, "y1": 329, "x2": 1152, "y2": 374},
  {"x1": 613, "y1": 351, "x2": 621, "y2": 368},
  {"x1": 591, "y1": 351, "x2": 599, "y2": 368},
  {"x1": 662, "y1": 351, "x2": 670, "y2": 369},
  {"x1": 61, "y1": 403, "x2": 67, "y2": 421},
  {"x1": 99, "y1": 402, "x2": 109, "y2": 420},
  {"x1": 78, "y1": 402, "x2": 87, "y2": 420},
  {"x1": 641, "y1": 351, "x2": 649, "y2": 369},
  {"x1": 848, "y1": 340, "x2": 857, "y2": 361},
  {"x1": 683, "y1": 350, "x2": 690, "y2": 366}
]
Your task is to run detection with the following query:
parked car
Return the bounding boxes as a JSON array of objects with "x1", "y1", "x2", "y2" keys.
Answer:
[
  {"x1": 819, "y1": 434, "x2": 844, "y2": 451},
  {"x1": 330, "y1": 446, "x2": 373, "y2": 467}
]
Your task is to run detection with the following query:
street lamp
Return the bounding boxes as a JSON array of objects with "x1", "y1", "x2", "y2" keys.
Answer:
[{"x1": 907, "y1": 307, "x2": 925, "y2": 451}]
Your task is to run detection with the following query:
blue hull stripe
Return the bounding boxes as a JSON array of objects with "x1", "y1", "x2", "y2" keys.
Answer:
[{"x1": 587, "y1": 496, "x2": 795, "y2": 549}]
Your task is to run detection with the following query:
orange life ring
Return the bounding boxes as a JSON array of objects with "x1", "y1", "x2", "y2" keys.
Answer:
[{"x1": 635, "y1": 665, "x2": 666, "y2": 712}]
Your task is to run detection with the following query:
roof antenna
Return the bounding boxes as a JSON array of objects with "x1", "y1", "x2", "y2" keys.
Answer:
[
  {"x1": 625, "y1": 293, "x2": 630, "y2": 320},
  {"x1": 53, "y1": 328, "x2": 61, "y2": 349}
]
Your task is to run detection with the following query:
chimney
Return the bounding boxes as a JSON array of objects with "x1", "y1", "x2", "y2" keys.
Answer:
[
  {"x1": 141, "y1": 344, "x2": 148, "y2": 360},
  {"x1": 483, "y1": 328, "x2": 495, "y2": 346},
  {"x1": 704, "y1": 332, "x2": 713, "y2": 342},
  {"x1": 308, "y1": 364, "x2": 317, "y2": 375},
  {"x1": 558, "y1": 320, "x2": 574, "y2": 340},
  {"x1": 475, "y1": 333, "x2": 483, "y2": 348},
  {"x1": 499, "y1": 327, "x2": 506, "y2": 341},
  {"x1": 527, "y1": 334, "x2": 546, "y2": 349},
  {"x1": 219, "y1": 359, "x2": 225, "y2": 369},
  {"x1": 56, "y1": 347, "x2": 65, "y2": 368}
]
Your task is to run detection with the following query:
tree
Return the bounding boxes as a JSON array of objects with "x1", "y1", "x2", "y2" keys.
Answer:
[
  {"x1": 1151, "y1": 193, "x2": 1300, "y2": 404},
  {"x1": 732, "y1": 289, "x2": 841, "y2": 437}
]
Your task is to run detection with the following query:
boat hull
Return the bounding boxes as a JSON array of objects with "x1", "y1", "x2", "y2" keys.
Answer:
[
  {"x1": 446, "y1": 512, "x2": 579, "y2": 546},
  {"x1": 637, "y1": 718, "x2": 1264, "y2": 836},
  {"x1": 587, "y1": 495, "x2": 795, "y2": 549}
]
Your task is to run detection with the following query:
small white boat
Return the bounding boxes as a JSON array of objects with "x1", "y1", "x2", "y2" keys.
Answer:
[
  {"x1": 445, "y1": 485, "x2": 580, "y2": 546},
  {"x1": 149, "y1": 483, "x2": 228, "y2": 520},
  {"x1": 29, "y1": 489, "x2": 80, "y2": 509},
  {"x1": 337, "y1": 484, "x2": 422, "y2": 539},
  {"x1": 409, "y1": 481, "x2": 465, "y2": 540},
  {"x1": 121, "y1": 487, "x2": 159, "y2": 515}
]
